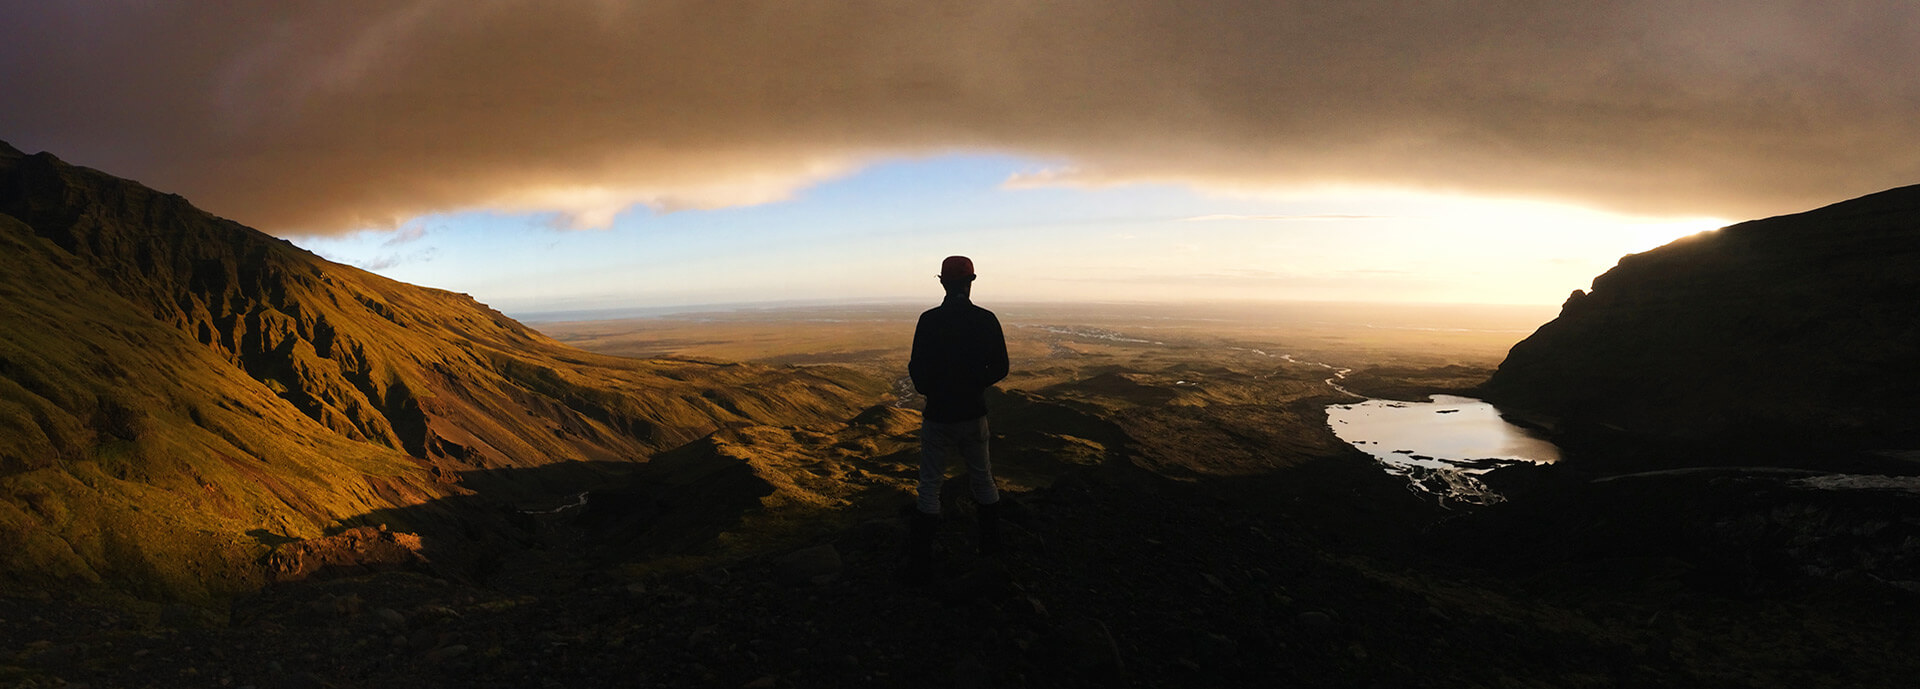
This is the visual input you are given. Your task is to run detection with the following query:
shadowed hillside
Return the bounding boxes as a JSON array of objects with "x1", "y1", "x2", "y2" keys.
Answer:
[
  {"x1": 0, "y1": 141, "x2": 882, "y2": 601},
  {"x1": 1484, "y1": 184, "x2": 1920, "y2": 467}
]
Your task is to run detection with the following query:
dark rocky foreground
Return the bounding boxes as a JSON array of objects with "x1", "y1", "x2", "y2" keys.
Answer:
[{"x1": 7, "y1": 453, "x2": 1919, "y2": 689}]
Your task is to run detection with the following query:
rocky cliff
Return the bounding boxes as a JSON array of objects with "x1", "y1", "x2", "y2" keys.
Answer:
[
  {"x1": 1483, "y1": 184, "x2": 1920, "y2": 463},
  {"x1": 0, "y1": 141, "x2": 882, "y2": 600}
]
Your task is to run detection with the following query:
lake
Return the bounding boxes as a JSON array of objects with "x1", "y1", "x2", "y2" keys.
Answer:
[{"x1": 1327, "y1": 394, "x2": 1559, "y2": 502}]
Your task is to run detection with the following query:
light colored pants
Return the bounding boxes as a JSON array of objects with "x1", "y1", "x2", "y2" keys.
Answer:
[{"x1": 917, "y1": 416, "x2": 999, "y2": 515}]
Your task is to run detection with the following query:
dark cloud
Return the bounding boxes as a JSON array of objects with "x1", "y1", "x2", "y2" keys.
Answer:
[{"x1": 3, "y1": 1, "x2": 1916, "y2": 235}]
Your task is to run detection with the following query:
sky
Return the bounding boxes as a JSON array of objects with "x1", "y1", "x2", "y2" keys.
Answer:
[{"x1": 3, "y1": 2, "x2": 1916, "y2": 315}]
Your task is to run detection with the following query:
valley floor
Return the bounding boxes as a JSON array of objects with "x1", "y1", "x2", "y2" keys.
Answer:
[{"x1": 7, "y1": 305, "x2": 1917, "y2": 688}]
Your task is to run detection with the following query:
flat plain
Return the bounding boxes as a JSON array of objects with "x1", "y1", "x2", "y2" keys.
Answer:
[
  {"x1": 539, "y1": 300, "x2": 1553, "y2": 400},
  {"x1": 539, "y1": 300, "x2": 1556, "y2": 481}
]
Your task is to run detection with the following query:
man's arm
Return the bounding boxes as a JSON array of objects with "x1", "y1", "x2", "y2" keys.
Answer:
[
  {"x1": 908, "y1": 313, "x2": 941, "y2": 397},
  {"x1": 982, "y1": 313, "x2": 1009, "y2": 387}
]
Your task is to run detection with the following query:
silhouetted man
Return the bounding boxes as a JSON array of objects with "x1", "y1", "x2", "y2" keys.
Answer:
[{"x1": 906, "y1": 255, "x2": 1010, "y2": 578}]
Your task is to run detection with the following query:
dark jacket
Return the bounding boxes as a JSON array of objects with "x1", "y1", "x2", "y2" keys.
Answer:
[{"x1": 909, "y1": 296, "x2": 1009, "y2": 422}]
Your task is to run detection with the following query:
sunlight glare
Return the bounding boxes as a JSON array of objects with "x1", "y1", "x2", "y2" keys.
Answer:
[{"x1": 1620, "y1": 217, "x2": 1728, "y2": 254}]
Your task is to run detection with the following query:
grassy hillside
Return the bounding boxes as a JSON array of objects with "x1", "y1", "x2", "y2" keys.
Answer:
[
  {"x1": 0, "y1": 142, "x2": 884, "y2": 602},
  {"x1": 0, "y1": 213, "x2": 427, "y2": 601}
]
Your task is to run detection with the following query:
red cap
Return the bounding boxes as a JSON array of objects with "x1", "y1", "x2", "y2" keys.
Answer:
[{"x1": 939, "y1": 255, "x2": 975, "y2": 279}]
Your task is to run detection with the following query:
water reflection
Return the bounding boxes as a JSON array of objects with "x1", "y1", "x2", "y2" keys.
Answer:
[{"x1": 1327, "y1": 394, "x2": 1558, "y2": 503}]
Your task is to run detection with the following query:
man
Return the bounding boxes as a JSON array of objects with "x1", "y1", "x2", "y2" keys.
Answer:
[{"x1": 906, "y1": 255, "x2": 1010, "y2": 576}]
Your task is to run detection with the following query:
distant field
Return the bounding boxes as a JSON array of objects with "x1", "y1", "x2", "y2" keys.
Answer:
[
  {"x1": 534, "y1": 300, "x2": 1556, "y2": 372},
  {"x1": 535, "y1": 301, "x2": 1557, "y2": 479}
]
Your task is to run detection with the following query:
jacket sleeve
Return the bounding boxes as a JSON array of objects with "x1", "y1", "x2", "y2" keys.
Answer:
[
  {"x1": 908, "y1": 314, "x2": 942, "y2": 397},
  {"x1": 981, "y1": 313, "x2": 1009, "y2": 388}
]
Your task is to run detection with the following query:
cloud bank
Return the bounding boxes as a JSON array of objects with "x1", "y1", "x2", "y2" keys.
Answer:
[{"x1": 3, "y1": 1, "x2": 1916, "y2": 235}]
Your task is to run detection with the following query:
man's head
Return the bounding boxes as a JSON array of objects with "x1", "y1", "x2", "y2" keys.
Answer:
[
  {"x1": 939, "y1": 255, "x2": 974, "y2": 281},
  {"x1": 938, "y1": 255, "x2": 975, "y2": 297}
]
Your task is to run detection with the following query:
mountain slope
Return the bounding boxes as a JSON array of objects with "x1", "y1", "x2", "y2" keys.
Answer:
[
  {"x1": 0, "y1": 141, "x2": 883, "y2": 600},
  {"x1": 1483, "y1": 184, "x2": 1920, "y2": 462}
]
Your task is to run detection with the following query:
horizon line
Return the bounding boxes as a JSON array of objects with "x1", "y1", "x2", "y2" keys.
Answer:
[{"x1": 510, "y1": 296, "x2": 1563, "y2": 324}]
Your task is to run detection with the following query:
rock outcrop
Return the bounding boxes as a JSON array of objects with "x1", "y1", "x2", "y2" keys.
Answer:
[{"x1": 1483, "y1": 184, "x2": 1920, "y2": 463}]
